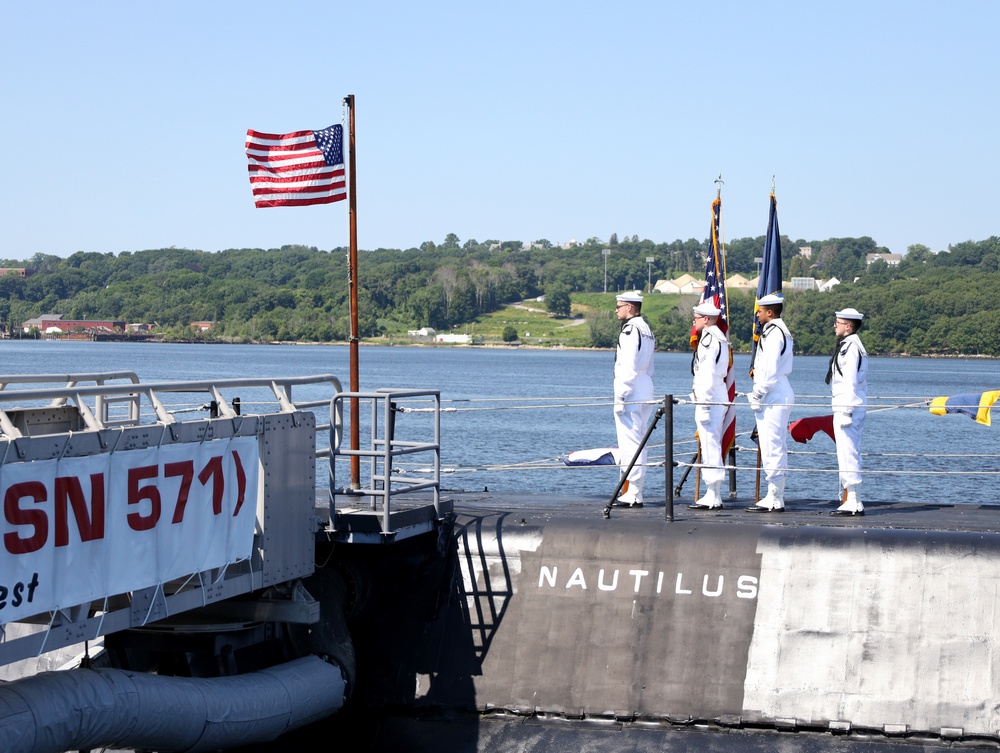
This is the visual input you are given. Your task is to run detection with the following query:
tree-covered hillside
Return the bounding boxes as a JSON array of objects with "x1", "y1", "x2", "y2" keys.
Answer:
[
  {"x1": 649, "y1": 237, "x2": 1000, "y2": 357},
  {"x1": 2, "y1": 234, "x2": 999, "y2": 355}
]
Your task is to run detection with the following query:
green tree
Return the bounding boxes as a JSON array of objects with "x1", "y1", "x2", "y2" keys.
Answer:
[
  {"x1": 545, "y1": 283, "x2": 572, "y2": 317},
  {"x1": 410, "y1": 285, "x2": 447, "y2": 329},
  {"x1": 903, "y1": 243, "x2": 932, "y2": 266},
  {"x1": 652, "y1": 305, "x2": 696, "y2": 351},
  {"x1": 724, "y1": 292, "x2": 756, "y2": 351},
  {"x1": 588, "y1": 312, "x2": 618, "y2": 348},
  {"x1": 789, "y1": 255, "x2": 811, "y2": 278},
  {"x1": 502, "y1": 325, "x2": 518, "y2": 342},
  {"x1": 724, "y1": 236, "x2": 761, "y2": 276}
]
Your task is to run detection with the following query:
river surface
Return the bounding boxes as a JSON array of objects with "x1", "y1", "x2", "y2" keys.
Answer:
[{"x1": 1, "y1": 340, "x2": 998, "y2": 505}]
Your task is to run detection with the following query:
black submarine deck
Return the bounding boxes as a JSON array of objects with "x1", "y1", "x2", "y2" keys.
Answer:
[
  {"x1": 317, "y1": 490, "x2": 1000, "y2": 753},
  {"x1": 333, "y1": 488, "x2": 1000, "y2": 534}
]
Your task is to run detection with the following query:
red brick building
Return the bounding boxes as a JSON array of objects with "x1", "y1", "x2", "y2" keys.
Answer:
[{"x1": 21, "y1": 314, "x2": 125, "y2": 334}]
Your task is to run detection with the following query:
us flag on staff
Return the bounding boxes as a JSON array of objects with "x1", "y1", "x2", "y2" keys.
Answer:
[
  {"x1": 691, "y1": 195, "x2": 736, "y2": 456},
  {"x1": 245, "y1": 125, "x2": 346, "y2": 207}
]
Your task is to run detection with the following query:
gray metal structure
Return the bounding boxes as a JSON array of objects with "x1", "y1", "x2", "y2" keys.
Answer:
[
  {"x1": 0, "y1": 372, "x2": 442, "y2": 668},
  {"x1": 0, "y1": 372, "x2": 451, "y2": 753},
  {"x1": 328, "y1": 388, "x2": 446, "y2": 544}
]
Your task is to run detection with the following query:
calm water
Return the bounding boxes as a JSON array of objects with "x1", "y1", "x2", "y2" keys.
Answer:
[{"x1": 1, "y1": 340, "x2": 998, "y2": 505}]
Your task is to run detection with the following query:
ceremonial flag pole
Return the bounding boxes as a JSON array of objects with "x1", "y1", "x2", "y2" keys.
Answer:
[
  {"x1": 750, "y1": 182, "x2": 783, "y2": 493},
  {"x1": 345, "y1": 95, "x2": 361, "y2": 488},
  {"x1": 246, "y1": 97, "x2": 361, "y2": 487},
  {"x1": 691, "y1": 176, "x2": 736, "y2": 492},
  {"x1": 751, "y1": 182, "x2": 783, "y2": 375}
]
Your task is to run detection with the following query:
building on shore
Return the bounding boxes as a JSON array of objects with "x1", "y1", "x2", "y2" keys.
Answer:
[
  {"x1": 435, "y1": 333, "x2": 472, "y2": 344},
  {"x1": 21, "y1": 314, "x2": 126, "y2": 335}
]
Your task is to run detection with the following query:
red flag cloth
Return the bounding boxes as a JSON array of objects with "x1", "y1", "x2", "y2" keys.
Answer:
[
  {"x1": 788, "y1": 415, "x2": 835, "y2": 444},
  {"x1": 246, "y1": 126, "x2": 346, "y2": 207}
]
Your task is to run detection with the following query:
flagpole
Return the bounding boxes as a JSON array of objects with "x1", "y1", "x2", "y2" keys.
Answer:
[{"x1": 345, "y1": 94, "x2": 360, "y2": 489}]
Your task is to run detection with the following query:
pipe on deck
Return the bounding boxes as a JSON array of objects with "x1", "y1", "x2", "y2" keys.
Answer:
[{"x1": 0, "y1": 654, "x2": 345, "y2": 753}]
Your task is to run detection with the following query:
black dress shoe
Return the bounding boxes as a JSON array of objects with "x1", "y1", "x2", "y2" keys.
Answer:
[
  {"x1": 688, "y1": 503, "x2": 722, "y2": 510},
  {"x1": 746, "y1": 505, "x2": 773, "y2": 513},
  {"x1": 830, "y1": 508, "x2": 864, "y2": 516}
]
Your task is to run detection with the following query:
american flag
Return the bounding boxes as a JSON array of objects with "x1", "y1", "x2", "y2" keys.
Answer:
[
  {"x1": 691, "y1": 196, "x2": 736, "y2": 455},
  {"x1": 245, "y1": 125, "x2": 346, "y2": 207}
]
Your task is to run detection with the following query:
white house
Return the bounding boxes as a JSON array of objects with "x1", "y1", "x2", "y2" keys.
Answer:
[
  {"x1": 725, "y1": 274, "x2": 756, "y2": 292},
  {"x1": 866, "y1": 253, "x2": 902, "y2": 266},
  {"x1": 435, "y1": 333, "x2": 472, "y2": 344},
  {"x1": 653, "y1": 273, "x2": 704, "y2": 295},
  {"x1": 817, "y1": 277, "x2": 841, "y2": 292},
  {"x1": 791, "y1": 277, "x2": 818, "y2": 291}
]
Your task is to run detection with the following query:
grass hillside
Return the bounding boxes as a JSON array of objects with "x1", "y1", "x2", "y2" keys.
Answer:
[{"x1": 372, "y1": 292, "x2": 689, "y2": 347}]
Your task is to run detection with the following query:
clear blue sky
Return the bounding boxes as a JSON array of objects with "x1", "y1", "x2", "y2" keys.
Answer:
[{"x1": 2, "y1": 1, "x2": 997, "y2": 259}]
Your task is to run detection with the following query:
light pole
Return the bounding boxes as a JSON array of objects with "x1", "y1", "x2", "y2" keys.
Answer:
[
  {"x1": 646, "y1": 256, "x2": 655, "y2": 293},
  {"x1": 602, "y1": 249, "x2": 611, "y2": 293}
]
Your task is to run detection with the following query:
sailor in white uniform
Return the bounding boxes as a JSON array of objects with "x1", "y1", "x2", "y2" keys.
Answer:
[
  {"x1": 747, "y1": 293, "x2": 794, "y2": 512},
  {"x1": 688, "y1": 300, "x2": 731, "y2": 510},
  {"x1": 828, "y1": 307, "x2": 868, "y2": 516},
  {"x1": 613, "y1": 291, "x2": 655, "y2": 506}
]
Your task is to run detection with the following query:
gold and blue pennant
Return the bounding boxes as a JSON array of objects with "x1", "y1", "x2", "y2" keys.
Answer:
[{"x1": 929, "y1": 391, "x2": 1000, "y2": 426}]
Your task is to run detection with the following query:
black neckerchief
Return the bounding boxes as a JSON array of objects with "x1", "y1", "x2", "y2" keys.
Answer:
[
  {"x1": 620, "y1": 315, "x2": 644, "y2": 350},
  {"x1": 616, "y1": 315, "x2": 637, "y2": 364},
  {"x1": 691, "y1": 330, "x2": 720, "y2": 375},
  {"x1": 825, "y1": 335, "x2": 846, "y2": 385}
]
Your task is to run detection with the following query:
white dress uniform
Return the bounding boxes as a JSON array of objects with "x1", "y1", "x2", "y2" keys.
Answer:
[
  {"x1": 831, "y1": 332, "x2": 868, "y2": 490},
  {"x1": 614, "y1": 313, "x2": 655, "y2": 503},
  {"x1": 749, "y1": 318, "x2": 794, "y2": 486},
  {"x1": 692, "y1": 324, "x2": 731, "y2": 486}
]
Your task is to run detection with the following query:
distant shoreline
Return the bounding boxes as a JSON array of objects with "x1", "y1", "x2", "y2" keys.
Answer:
[{"x1": 8, "y1": 336, "x2": 997, "y2": 359}]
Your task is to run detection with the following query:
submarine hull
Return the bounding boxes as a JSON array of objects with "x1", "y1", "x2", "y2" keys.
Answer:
[{"x1": 322, "y1": 493, "x2": 1000, "y2": 749}]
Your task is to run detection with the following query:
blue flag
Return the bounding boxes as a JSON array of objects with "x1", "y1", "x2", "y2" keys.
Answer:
[{"x1": 750, "y1": 191, "x2": 782, "y2": 374}]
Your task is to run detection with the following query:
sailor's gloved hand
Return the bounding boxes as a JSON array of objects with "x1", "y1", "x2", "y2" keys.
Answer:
[
  {"x1": 747, "y1": 393, "x2": 762, "y2": 412},
  {"x1": 834, "y1": 411, "x2": 853, "y2": 428},
  {"x1": 687, "y1": 392, "x2": 697, "y2": 404},
  {"x1": 613, "y1": 397, "x2": 626, "y2": 415}
]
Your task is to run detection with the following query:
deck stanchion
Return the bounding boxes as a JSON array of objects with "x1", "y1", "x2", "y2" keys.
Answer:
[
  {"x1": 665, "y1": 394, "x2": 674, "y2": 522},
  {"x1": 673, "y1": 450, "x2": 698, "y2": 498},
  {"x1": 754, "y1": 437, "x2": 762, "y2": 503},
  {"x1": 603, "y1": 401, "x2": 666, "y2": 520},
  {"x1": 728, "y1": 446, "x2": 737, "y2": 500}
]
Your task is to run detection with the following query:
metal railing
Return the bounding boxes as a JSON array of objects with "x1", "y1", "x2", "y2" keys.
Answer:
[
  {"x1": 330, "y1": 388, "x2": 442, "y2": 535},
  {"x1": 0, "y1": 372, "x2": 344, "y2": 668},
  {"x1": 0, "y1": 373, "x2": 343, "y2": 436},
  {"x1": 0, "y1": 372, "x2": 143, "y2": 434}
]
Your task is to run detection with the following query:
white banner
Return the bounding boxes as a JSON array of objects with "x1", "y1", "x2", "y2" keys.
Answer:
[{"x1": 0, "y1": 436, "x2": 259, "y2": 625}]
